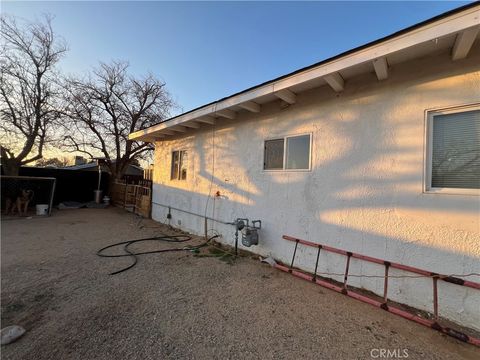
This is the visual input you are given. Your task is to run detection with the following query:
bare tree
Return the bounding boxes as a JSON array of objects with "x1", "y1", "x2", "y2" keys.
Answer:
[
  {"x1": 0, "y1": 15, "x2": 67, "y2": 175},
  {"x1": 35, "y1": 156, "x2": 71, "y2": 168},
  {"x1": 63, "y1": 61, "x2": 173, "y2": 181}
]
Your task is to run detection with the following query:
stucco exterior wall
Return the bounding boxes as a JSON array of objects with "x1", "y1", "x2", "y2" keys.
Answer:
[{"x1": 152, "y1": 49, "x2": 480, "y2": 331}]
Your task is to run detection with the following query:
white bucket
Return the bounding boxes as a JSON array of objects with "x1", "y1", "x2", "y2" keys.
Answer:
[{"x1": 36, "y1": 204, "x2": 49, "y2": 216}]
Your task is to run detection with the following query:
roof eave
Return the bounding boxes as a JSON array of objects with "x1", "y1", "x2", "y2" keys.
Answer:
[{"x1": 129, "y1": 4, "x2": 480, "y2": 142}]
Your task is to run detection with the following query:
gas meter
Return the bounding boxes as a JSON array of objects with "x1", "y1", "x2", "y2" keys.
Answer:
[
  {"x1": 232, "y1": 218, "x2": 262, "y2": 255},
  {"x1": 241, "y1": 220, "x2": 262, "y2": 247}
]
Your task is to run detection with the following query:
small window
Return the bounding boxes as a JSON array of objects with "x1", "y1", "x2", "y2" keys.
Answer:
[
  {"x1": 264, "y1": 134, "x2": 311, "y2": 170},
  {"x1": 286, "y1": 135, "x2": 310, "y2": 169},
  {"x1": 426, "y1": 106, "x2": 479, "y2": 193},
  {"x1": 171, "y1": 150, "x2": 187, "y2": 180},
  {"x1": 264, "y1": 139, "x2": 284, "y2": 170}
]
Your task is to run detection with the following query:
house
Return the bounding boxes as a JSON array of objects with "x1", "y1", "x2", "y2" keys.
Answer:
[{"x1": 129, "y1": 4, "x2": 480, "y2": 332}]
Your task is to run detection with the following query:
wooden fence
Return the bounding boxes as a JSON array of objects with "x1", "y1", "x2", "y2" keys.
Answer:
[{"x1": 111, "y1": 180, "x2": 152, "y2": 218}]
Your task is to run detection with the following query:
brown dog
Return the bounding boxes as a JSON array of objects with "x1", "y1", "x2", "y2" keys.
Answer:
[{"x1": 5, "y1": 189, "x2": 34, "y2": 216}]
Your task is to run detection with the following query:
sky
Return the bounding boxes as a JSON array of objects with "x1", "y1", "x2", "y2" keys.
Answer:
[{"x1": 2, "y1": 1, "x2": 471, "y2": 117}]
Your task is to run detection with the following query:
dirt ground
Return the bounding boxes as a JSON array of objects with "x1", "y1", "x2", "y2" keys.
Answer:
[{"x1": 1, "y1": 208, "x2": 479, "y2": 360}]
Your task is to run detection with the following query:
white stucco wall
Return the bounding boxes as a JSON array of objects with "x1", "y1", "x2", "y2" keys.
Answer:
[{"x1": 152, "y1": 49, "x2": 480, "y2": 331}]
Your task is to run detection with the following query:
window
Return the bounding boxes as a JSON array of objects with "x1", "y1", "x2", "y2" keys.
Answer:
[
  {"x1": 264, "y1": 139, "x2": 284, "y2": 170},
  {"x1": 426, "y1": 106, "x2": 480, "y2": 194},
  {"x1": 171, "y1": 150, "x2": 187, "y2": 180},
  {"x1": 264, "y1": 134, "x2": 311, "y2": 170}
]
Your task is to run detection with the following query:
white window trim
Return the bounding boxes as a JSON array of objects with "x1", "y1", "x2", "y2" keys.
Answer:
[
  {"x1": 263, "y1": 132, "x2": 312, "y2": 172},
  {"x1": 171, "y1": 149, "x2": 188, "y2": 181},
  {"x1": 424, "y1": 103, "x2": 480, "y2": 196}
]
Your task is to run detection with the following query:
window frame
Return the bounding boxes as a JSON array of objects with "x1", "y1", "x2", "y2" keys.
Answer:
[
  {"x1": 424, "y1": 103, "x2": 480, "y2": 196},
  {"x1": 170, "y1": 149, "x2": 188, "y2": 181},
  {"x1": 263, "y1": 132, "x2": 312, "y2": 172}
]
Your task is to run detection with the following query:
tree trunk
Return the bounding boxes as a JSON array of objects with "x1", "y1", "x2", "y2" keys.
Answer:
[
  {"x1": 2, "y1": 159, "x2": 21, "y2": 176},
  {"x1": 107, "y1": 162, "x2": 127, "y2": 197},
  {"x1": 109, "y1": 160, "x2": 129, "y2": 182}
]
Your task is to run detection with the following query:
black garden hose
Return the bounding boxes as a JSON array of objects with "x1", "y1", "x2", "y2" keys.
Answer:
[{"x1": 97, "y1": 234, "x2": 219, "y2": 275}]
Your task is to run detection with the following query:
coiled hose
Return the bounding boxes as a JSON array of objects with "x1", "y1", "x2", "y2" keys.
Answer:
[{"x1": 97, "y1": 234, "x2": 219, "y2": 275}]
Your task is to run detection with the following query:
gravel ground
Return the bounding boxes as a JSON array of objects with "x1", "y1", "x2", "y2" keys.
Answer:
[{"x1": 1, "y1": 208, "x2": 479, "y2": 360}]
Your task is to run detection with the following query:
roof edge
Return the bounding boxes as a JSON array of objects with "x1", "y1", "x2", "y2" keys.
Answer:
[{"x1": 130, "y1": 2, "x2": 480, "y2": 141}]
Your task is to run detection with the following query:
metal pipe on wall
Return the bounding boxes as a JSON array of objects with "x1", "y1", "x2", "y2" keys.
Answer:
[{"x1": 152, "y1": 201, "x2": 235, "y2": 226}]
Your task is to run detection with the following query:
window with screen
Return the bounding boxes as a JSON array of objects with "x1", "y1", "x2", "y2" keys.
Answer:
[
  {"x1": 171, "y1": 150, "x2": 187, "y2": 180},
  {"x1": 264, "y1": 134, "x2": 311, "y2": 170},
  {"x1": 264, "y1": 139, "x2": 284, "y2": 170},
  {"x1": 428, "y1": 107, "x2": 479, "y2": 192}
]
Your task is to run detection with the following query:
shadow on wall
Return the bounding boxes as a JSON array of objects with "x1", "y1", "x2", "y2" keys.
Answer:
[{"x1": 152, "y1": 51, "x2": 480, "y2": 330}]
